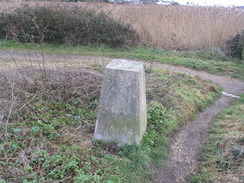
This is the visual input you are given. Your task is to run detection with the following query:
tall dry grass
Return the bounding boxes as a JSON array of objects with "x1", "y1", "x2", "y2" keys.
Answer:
[{"x1": 1, "y1": 1, "x2": 244, "y2": 50}]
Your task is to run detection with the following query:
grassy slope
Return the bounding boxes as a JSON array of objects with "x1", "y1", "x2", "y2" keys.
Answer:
[
  {"x1": 0, "y1": 40, "x2": 243, "y2": 80},
  {"x1": 0, "y1": 64, "x2": 220, "y2": 182},
  {"x1": 191, "y1": 95, "x2": 244, "y2": 183}
]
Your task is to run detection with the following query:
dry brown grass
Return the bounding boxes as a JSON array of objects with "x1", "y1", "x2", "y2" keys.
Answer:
[{"x1": 0, "y1": 2, "x2": 244, "y2": 50}]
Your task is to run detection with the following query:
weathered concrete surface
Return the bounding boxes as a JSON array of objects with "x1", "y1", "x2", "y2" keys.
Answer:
[{"x1": 94, "y1": 59, "x2": 147, "y2": 146}]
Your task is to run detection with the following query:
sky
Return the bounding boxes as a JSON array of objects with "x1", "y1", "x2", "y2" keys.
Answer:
[{"x1": 175, "y1": 0, "x2": 244, "y2": 6}]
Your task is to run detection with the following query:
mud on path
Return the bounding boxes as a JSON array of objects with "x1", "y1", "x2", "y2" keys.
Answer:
[{"x1": 1, "y1": 50, "x2": 244, "y2": 183}]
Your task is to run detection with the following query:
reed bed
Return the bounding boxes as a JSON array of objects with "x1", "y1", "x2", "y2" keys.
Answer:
[{"x1": 1, "y1": 1, "x2": 244, "y2": 50}]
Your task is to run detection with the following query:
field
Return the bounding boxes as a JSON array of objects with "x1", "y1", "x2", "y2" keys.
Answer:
[
  {"x1": 0, "y1": 55, "x2": 220, "y2": 182},
  {"x1": 0, "y1": 1, "x2": 244, "y2": 50},
  {"x1": 0, "y1": 1, "x2": 243, "y2": 182}
]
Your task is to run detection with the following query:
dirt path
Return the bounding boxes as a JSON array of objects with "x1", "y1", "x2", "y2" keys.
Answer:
[
  {"x1": 1, "y1": 50, "x2": 243, "y2": 95},
  {"x1": 1, "y1": 50, "x2": 244, "y2": 183},
  {"x1": 153, "y1": 95, "x2": 235, "y2": 183}
]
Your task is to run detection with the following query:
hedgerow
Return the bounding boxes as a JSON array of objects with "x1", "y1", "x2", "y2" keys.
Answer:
[{"x1": 0, "y1": 5, "x2": 139, "y2": 47}]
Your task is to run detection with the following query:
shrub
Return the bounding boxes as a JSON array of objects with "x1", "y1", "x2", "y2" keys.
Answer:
[
  {"x1": 226, "y1": 29, "x2": 244, "y2": 59},
  {"x1": 0, "y1": 5, "x2": 139, "y2": 47},
  {"x1": 226, "y1": 33, "x2": 241, "y2": 58},
  {"x1": 0, "y1": 12, "x2": 5, "y2": 38}
]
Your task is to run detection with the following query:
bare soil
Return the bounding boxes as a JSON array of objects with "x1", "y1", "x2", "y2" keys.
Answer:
[{"x1": 0, "y1": 50, "x2": 244, "y2": 183}]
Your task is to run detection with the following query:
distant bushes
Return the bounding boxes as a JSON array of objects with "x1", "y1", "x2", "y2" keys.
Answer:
[
  {"x1": 0, "y1": 5, "x2": 139, "y2": 47},
  {"x1": 226, "y1": 31, "x2": 244, "y2": 59},
  {"x1": 226, "y1": 34, "x2": 241, "y2": 58},
  {"x1": 1, "y1": 3, "x2": 244, "y2": 51}
]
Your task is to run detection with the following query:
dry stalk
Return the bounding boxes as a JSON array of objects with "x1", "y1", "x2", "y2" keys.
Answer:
[{"x1": 4, "y1": 72, "x2": 16, "y2": 139}]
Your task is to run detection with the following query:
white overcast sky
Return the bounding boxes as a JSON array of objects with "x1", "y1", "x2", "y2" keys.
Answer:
[{"x1": 176, "y1": 0, "x2": 243, "y2": 6}]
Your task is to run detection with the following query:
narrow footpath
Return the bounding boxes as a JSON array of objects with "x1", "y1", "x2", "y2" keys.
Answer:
[{"x1": 153, "y1": 95, "x2": 235, "y2": 183}]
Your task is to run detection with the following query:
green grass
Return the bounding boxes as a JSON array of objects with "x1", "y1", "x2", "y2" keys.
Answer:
[
  {"x1": 0, "y1": 40, "x2": 243, "y2": 80},
  {"x1": 190, "y1": 95, "x2": 244, "y2": 183},
  {"x1": 0, "y1": 64, "x2": 220, "y2": 182}
]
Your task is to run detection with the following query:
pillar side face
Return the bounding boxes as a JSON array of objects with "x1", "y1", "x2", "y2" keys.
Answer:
[{"x1": 94, "y1": 59, "x2": 147, "y2": 146}]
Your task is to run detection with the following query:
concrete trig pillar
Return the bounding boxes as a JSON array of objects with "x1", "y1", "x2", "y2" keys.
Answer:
[{"x1": 94, "y1": 59, "x2": 147, "y2": 146}]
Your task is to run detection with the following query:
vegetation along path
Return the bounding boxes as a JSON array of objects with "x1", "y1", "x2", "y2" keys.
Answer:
[{"x1": 0, "y1": 50, "x2": 244, "y2": 182}]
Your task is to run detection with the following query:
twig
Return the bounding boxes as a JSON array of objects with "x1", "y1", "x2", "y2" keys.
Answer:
[
  {"x1": 10, "y1": 50, "x2": 26, "y2": 81},
  {"x1": 0, "y1": 158, "x2": 17, "y2": 161},
  {"x1": 5, "y1": 72, "x2": 16, "y2": 138},
  {"x1": 52, "y1": 176, "x2": 72, "y2": 183},
  {"x1": 0, "y1": 159, "x2": 20, "y2": 179},
  {"x1": 17, "y1": 93, "x2": 38, "y2": 111},
  {"x1": 0, "y1": 134, "x2": 6, "y2": 144}
]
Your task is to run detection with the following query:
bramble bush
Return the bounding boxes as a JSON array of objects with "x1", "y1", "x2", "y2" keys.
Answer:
[
  {"x1": 226, "y1": 33, "x2": 240, "y2": 58},
  {"x1": 226, "y1": 32, "x2": 244, "y2": 59},
  {"x1": 0, "y1": 5, "x2": 139, "y2": 47}
]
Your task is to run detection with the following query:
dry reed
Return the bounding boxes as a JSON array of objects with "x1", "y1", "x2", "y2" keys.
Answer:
[{"x1": 1, "y1": 1, "x2": 244, "y2": 50}]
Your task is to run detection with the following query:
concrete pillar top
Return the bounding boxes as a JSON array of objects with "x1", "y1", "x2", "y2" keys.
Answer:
[{"x1": 106, "y1": 59, "x2": 144, "y2": 71}]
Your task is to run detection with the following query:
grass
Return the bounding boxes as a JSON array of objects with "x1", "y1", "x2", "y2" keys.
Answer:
[
  {"x1": 0, "y1": 2, "x2": 243, "y2": 50},
  {"x1": 1, "y1": 40, "x2": 244, "y2": 80},
  {"x1": 190, "y1": 95, "x2": 244, "y2": 183},
  {"x1": 0, "y1": 61, "x2": 220, "y2": 182}
]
